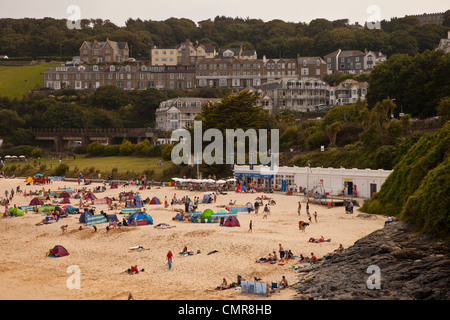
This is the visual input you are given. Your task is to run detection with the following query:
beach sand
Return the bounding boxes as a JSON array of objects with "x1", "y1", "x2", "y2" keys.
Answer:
[{"x1": 0, "y1": 178, "x2": 385, "y2": 300}]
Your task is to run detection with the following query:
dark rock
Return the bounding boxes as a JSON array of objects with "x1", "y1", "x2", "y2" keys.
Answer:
[{"x1": 293, "y1": 221, "x2": 450, "y2": 300}]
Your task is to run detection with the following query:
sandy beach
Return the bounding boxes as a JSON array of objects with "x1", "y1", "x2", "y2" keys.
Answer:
[{"x1": 0, "y1": 177, "x2": 385, "y2": 300}]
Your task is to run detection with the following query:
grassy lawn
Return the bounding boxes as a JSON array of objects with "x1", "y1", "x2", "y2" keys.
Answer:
[
  {"x1": 3, "y1": 155, "x2": 178, "y2": 180},
  {"x1": 0, "y1": 63, "x2": 60, "y2": 99}
]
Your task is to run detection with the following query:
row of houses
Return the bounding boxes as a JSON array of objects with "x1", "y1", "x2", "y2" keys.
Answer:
[
  {"x1": 43, "y1": 39, "x2": 384, "y2": 92},
  {"x1": 43, "y1": 55, "x2": 369, "y2": 96},
  {"x1": 153, "y1": 78, "x2": 367, "y2": 133}
]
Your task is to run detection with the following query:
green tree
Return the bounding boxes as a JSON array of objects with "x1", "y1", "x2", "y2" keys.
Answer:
[
  {"x1": 89, "y1": 85, "x2": 128, "y2": 110},
  {"x1": 31, "y1": 148, "x2": 43, "y2": 158},
  {"x1": 0, "y1": 109, "x2": 25, "y2": 136},
  {"x1": 326, "y1": 121, "x2": 342, "y2": 147}
]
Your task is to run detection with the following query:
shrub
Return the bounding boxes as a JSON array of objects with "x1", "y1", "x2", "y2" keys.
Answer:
[
  {"x1": 87, "y1": 141, "x2": 104, "y2": 156},
  {"x1": 54, "y1": 163, "x2": 69, "y2": 176},
  {"x1": 103, "y1": 145, "x2": 120, "y2": 156},
  {"x1": 135, "y1": 139, "x2": 151, "y2": 156},
  {"x1": 146, "y1": 144, "x2": 163, "y2": 157},
  {"x1": 161, "y1": 144, "x2": 174, "y2": 161},
  {"x1": 119, "y1": 140, "x2": 134, "y2": 156}
]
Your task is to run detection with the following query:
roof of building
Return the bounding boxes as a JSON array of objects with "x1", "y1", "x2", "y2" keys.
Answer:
[{"x1": 297, "y1": 56, "x2": 326, "y2": 64}]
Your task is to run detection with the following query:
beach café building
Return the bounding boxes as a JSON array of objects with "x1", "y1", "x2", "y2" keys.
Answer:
[{"x1": 233, "y1": 165, "x2": 393, "y2": 198}]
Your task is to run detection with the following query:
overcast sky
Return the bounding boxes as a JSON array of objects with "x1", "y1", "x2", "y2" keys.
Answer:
[{"x1": 0, "y1": 0, "x2": 448, "y2": 26}]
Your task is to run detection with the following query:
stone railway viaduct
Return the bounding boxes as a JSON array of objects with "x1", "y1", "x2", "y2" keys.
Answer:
[{"x1": 31, "y1": 128, "x2": 165, "y2": 152}]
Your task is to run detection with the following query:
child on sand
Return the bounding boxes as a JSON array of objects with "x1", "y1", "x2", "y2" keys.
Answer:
[{"x1": 167, "y1": 250, "x2": 173, "y2": 270}]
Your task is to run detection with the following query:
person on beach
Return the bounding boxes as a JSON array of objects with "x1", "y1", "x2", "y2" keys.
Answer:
[
  {"x1": 298, "y1": 202, "x2": 301, "y2": 215},
  {"x1": 385, "y1": 216, "x2": 393, "y2": 225},
  {"x1": 279, "y1": 244, "x2": 285, "y2": 260},
  {"x1": 249, "y1": 220, "x2": 252, "y2": 233},
  {"x1": 306, "y1": 202, "x2": 309, "y2": 215},
  {"x1": 280, "y1": 276, "x2": 288, "y2": 288},
  {"x1": 310, "y1": 252, "x2": 317, "y2": 264},
  {"x1": 254, "y1": 201, "x2": 259, "y2": 214},
  {"x1": 219, "y1": 278, "x2": 228, "y2": 290},
  {"x1": 314, "y1": 211, "x2": 318, "y2": 223},
  {"x1": 167, "y1": 250, "x2": 173, "y2": 270}
]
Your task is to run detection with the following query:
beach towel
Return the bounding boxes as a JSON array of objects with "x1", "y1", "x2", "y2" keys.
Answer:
[{"x1": 86, "y1": 214, "x2": 108, "y2": 226}]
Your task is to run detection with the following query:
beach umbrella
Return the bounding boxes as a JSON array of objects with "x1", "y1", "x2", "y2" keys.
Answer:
[
  {"x1": 226, "y1": 178, "x2": 236, "y2": 182},
  {"x1": 216, "y1": 180, "x2": 226, "y2": 184}
]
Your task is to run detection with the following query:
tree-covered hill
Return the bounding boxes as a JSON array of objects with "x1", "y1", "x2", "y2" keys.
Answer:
[
  {"x1": 360, "y1": 121, "x2": 450, "y2": 238},
  {"x1": 0, "y1": 12, "x2": 448, "y2": 59}
]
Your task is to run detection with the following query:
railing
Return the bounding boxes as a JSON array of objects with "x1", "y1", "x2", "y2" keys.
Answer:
[{"x1": 31, "y1": 127, "x2": 162, "y2": 135}]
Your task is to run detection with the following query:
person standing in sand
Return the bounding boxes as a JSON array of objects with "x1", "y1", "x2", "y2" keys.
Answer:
[
  {"x1": 298, "y1": 202, "x2": 301, "y2": 216},
  {"x1": 249, "y1": 220, "x2": 252, "y2": 233},
  {"x1": 167, "y1": 250, "x2": 173, "y2": 270},
  {"x1": 279, "y1": 244, "x2": 285, "y2": 260},
  {"x1": 314, "y1": 211, "x2": 318, "y2": 223}
]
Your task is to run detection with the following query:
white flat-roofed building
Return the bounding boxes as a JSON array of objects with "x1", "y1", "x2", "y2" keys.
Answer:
[{"x1": 233, "y1": 165, "x2": 392, "y2": 198}]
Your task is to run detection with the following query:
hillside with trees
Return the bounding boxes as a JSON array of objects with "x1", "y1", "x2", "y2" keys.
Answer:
[{"x1": 0, "y1": 12, "x2": 449, "y2": 60}]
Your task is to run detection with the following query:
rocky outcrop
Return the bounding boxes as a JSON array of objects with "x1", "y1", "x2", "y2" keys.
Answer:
[{"x1": 293, "y1": 221, "x2": 450, "y2": 300}]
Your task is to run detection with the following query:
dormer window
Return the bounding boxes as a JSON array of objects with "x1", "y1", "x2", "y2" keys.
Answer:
[
  {"x1": 93, "y1": 65, "x2": 99, "y2": 71},
  {"x1": 110, "y1": 66, "x2": 115, "y2": 72}
]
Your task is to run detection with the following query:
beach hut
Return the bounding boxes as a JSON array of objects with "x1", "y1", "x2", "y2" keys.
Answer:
[
  {"x1": 47, "y1": 245, "x2": 69, "y2": 257},
  {"x1": 29, "y1": 198, "x2": 43, "y2": 206},
  {"x1": 222, "y1": 216, "x2": 240, "y2": 227},
  {"x1": 149, "y1": 197, "x2": 162, "y2": 205},
  {"x1": 127, "y1": 213, "x2": 153, "y2": 226}
]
